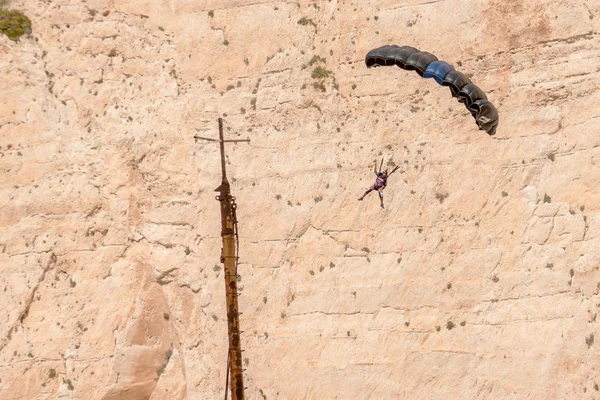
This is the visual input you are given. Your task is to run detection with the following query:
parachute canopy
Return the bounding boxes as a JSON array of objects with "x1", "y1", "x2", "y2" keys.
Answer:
[{"x1": 365, "y1": 45, "x2": 498, "y2": 136}]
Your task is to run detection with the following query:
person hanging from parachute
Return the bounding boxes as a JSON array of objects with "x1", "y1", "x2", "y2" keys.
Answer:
[{"x1": 358, "y1": 158, "x2": 400, "y2": 209}]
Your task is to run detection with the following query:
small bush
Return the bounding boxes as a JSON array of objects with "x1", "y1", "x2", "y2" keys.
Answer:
[
  {"x1": 48, "y1": 369, "x2": 57, "y2": 379},
  {"x1": 436, "y1": 192, "x2": 449, "y2": 203},
  {"x1": 492, "y1": 275, "x2": 499, "y2": 283},
  {"x1": 297, "y1": 17, "x2": 316, "y2": 28},
  {"x1": 64, "y1": 379, "x2": 74, "y2": 390},
  {"x1": 208, "y1": 10, "x2": 214, "y2": 17},
  {"x1": 460, "y1": 321, "x2": 466, "y2": 326},
  {"x1": 0, "y1": 7, "x2": 32, "y2": 41},
  {"x1": 586, "y1": 333, "x2": 594, "y2": 348},
  {"x1": 312, "y1": 81, "x2": 326, "y2": 92},
  {"x1": 446, "y1": 321, "x2": 455, "y2": 330},
  {"x1": 543, "y1": 193, "x2": 551, "y2": 203},
  {"x1": 311, "y1": 66, "x2": 330, "y2": 79},
  {"x1": 275, "y1": 194, "x2": 282, "y2": 200},
  {"x1": 314, "y1": 196, "x2": 323, "y2": 203},
  {"x1": 361, "y1": 247, "x2": 370, "y2": 253},
  {"x1": 307, "y1": 55, "x2": 325, "y2": 66}
]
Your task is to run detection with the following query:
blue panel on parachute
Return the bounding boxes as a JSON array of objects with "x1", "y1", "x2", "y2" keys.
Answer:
[{"x1": 423, "y1": 61, "x2": 455, "y2": 85}]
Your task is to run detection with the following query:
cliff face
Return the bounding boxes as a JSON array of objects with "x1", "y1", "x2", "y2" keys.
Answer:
[{"x1": 1, "y1": 0, "x2": 600, "y2": 398}]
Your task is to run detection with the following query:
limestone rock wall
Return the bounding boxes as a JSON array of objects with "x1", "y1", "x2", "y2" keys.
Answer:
[{"x1": 1, "y1": 0, "x2": 600, "y2": 398}]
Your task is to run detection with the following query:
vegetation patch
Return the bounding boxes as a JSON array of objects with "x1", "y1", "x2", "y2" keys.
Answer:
[
  {"x1": 586, "y1": 333, "x2": 594, "y2": 348},
  {"x1": 311, "y1": 66, "x2": 330, "y2": 79},
  {"x1": 436, "y1": 192, "x2": 449, "y2": 203},
  {"x1": 0, "y1": 6, "x2": 32, "y2": 41},
  {"x1": 297, "y1": 17, "x2": 316, "y2": 28},
  {"x1": 312, "y1": 81, "x2": 326, "y2": 92},
  {"x1": 63, "y1": 378, "x2": 74, "y2": 391}
]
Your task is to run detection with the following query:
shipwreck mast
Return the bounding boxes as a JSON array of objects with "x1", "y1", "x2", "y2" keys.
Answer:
[{"x1": 195, "y1": 118, "x2": 249, "y2": 400}]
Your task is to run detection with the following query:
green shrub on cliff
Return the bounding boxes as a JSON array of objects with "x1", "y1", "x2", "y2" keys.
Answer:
[{"x1": 0, "y1": 6, "x2": 31, "y2": 41}]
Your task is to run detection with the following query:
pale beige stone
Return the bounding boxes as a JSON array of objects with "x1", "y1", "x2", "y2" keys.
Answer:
[{"x1": 1, "y1": 0, "x2": 600, "y2": 399}]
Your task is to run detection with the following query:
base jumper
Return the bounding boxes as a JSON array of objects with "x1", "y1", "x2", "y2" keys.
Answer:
[{"x1": 358, "y1": 159, "x2": 399, "y2": 209}]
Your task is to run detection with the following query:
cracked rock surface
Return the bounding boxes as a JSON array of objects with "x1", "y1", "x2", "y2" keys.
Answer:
[{"x1": 1, "y1": 0, "x2": 600, "y2": 399}]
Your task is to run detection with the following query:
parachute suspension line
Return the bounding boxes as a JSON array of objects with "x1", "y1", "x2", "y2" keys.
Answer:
[{"x1": 224, "y1": 351, "x2": 230, "y2": 400}]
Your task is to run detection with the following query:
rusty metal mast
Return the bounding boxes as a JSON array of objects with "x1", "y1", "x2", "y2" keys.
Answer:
[{"x1": 195, "y1": 118, "x2": 249, "y2": 400}]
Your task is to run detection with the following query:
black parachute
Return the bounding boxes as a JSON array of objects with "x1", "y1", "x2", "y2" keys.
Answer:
[{"x1": 365, "y1": 45, "x2": 498, "y2": 136}]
